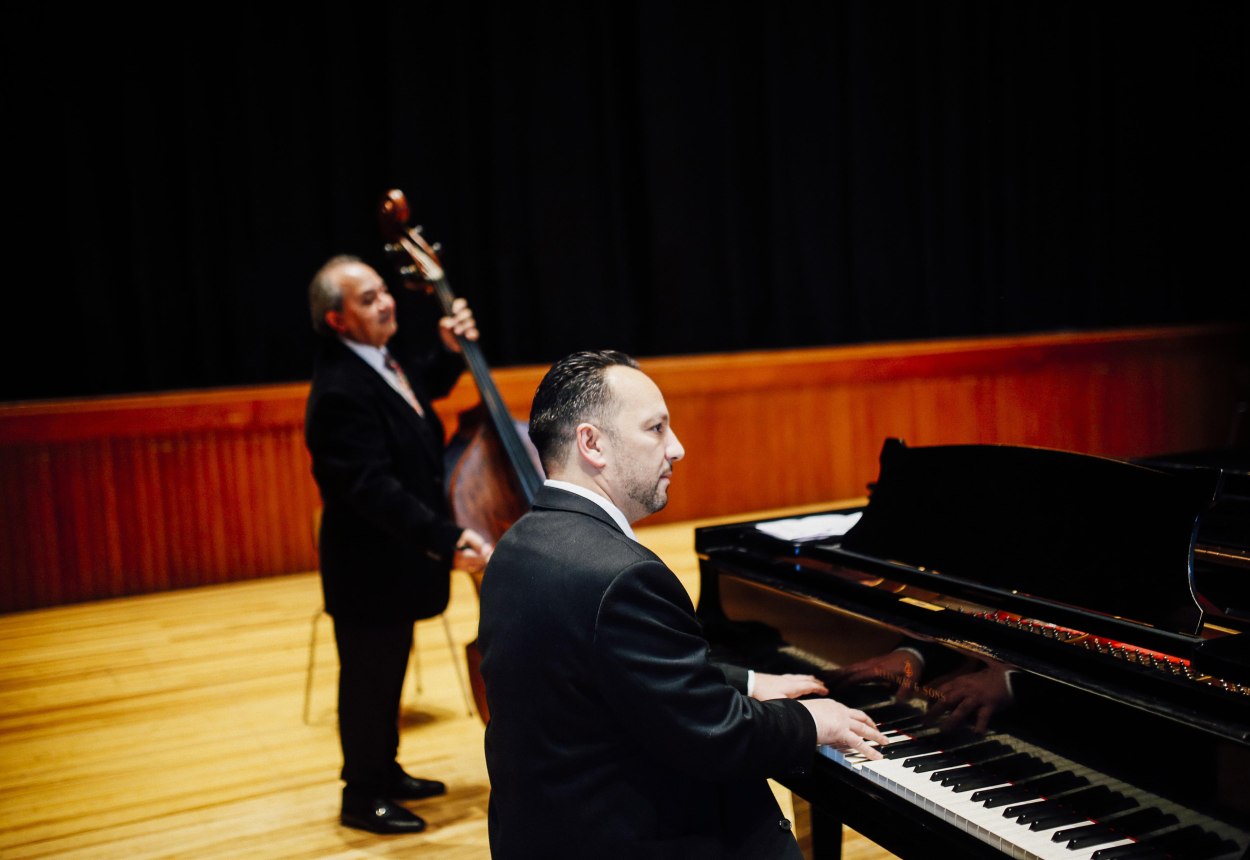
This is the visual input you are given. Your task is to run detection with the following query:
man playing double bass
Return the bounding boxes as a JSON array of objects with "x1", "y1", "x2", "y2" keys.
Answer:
[{"x1": 304, "y1": 255, "x2": 492, "y2": 834}]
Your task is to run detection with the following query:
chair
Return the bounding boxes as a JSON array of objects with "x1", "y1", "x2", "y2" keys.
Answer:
[
  {"x1": 302, "y1": 605, "x2": 475, "y2": 724},
  {"x1": 407, "y1": 601, "x2": 476, "y2": 716},
  {"x1": 302, "y1": 508, "x2": 476, "y2": 724}
]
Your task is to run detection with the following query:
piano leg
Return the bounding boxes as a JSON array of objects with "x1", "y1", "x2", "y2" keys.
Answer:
[
  {"x1": 809, "y1": 805, "x2": 844, "y2": 860},
  {"x1": 789, "y1": 790, "x2": 845, "y2": 859}
]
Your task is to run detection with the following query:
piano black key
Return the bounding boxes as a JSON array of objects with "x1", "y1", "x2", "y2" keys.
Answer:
[
  {"x1": 1056, "y1": 809, "x2": 1179, "y2": 849},
  {"x1": 934, "y1": 728, "x2": 981, "y2": 747},
  {"x1": 948, "y1": 770, "x2": 1015, "y2": 792},
  {"x1": 880, "y1": 716, "x2": 929, "y2": 735},
  {"x1": 971, "y1": 771, "x2": 1089, "y2": 808},
  {"x1": 906, "y1": 740, "x2": 1010, "y2": 772},
  {"x1": 1095, "y1": 825, "x2": 1210, "y2": 855},
  {"x1": 1091, "y1": 825, "x2": 1224, "y2": 859},
  {"x1": 1012, "y1": 785, "x2": 1124, "y2": 827},
  {"x1": 938, "y1": 733, "x2": 1002, "y2": 749},
  {"x1": 934, "y1": 735, "x2": 1011, "y2": 758},
  {"x1": 932, "y1": 764, "x2": 975, "y2": 784},
  {"x1": 1136, "y1": 827, "x2": 1238, "y2": 860},
  {"x1": 1087, "y1": 793, "x2": 1137, "y2": 817},
  {"x1": 1055, "y1": 823, "x2": 1129, "y2": 851},
  {"x1": 881, "y1": 737, "x2": 944, "y2": 759},
  {"x1": 875, "y1": 710, "x2": 926, "y2": 728},
  {"x1": 1063, "y1": 785, "x2": 1137, "y2": 818},
  {"x1": 1015, "y1": 784, "x2": 1107, "y2": 818},
  {"x1": 1090, "y1": 849, "x2": 1170, "y2": 860},
  {"x1": 1004, "y1": 798, "x2": 1049, "y2": 820},
  {"x1": 1008, "y1": 794, "x2": 1083, "y2": 824},
  {"x1": 1029, "y1": 791, "x2": 1130, "y2": 829},
  {"x1": 938, "y1": 753, "x2": 1048, "y2": 791},
  {"x1": 978, "y1": 753, "x2": 1051, "y2": 781},
  {"x1": 1027, "y1": 808, "x2": 1090, "y2": 831},
  {"x1": 906, "y1": 752, "x2": 960, "y2": 773},
  {"x1": 1102, "y1": 808, "x2": 1177, "y2": 837}
]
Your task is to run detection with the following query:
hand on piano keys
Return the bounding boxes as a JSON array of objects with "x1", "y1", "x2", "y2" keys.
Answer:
[
  {"x1": 750, "y1": 672, "x2": 829, "y2": 701},
  {"x1": 798, "y1": 698, "x2": 891, "y2": 761},
  {"x1": 822, "y1": 699, "x2": 1248, "y2": 860}
]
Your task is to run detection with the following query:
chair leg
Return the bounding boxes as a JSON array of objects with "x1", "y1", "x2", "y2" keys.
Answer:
[
  {"x1": 407, "y1": 614, "x2": 475, "y2": 717},
  {"x1": 440, "y1": 613, "x2": 475, "y2": 717},
  {"x1": 410, "y1": 627, "x2": 423, "y2": 695},
  {"x1": 302, "y1": 609, "x2": 324, "y2": 725}
]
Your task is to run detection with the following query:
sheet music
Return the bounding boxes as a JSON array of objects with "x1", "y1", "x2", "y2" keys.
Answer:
[{"x1": 754, "y1": 511, "x2": 862, "y2": 542}]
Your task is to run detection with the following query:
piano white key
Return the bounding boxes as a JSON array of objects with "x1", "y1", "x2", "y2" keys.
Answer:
[
  {"x1": 876, "y1": 758, "x2": 1044, "y2": 857},
  {"x1": 822, "y1": 740, "x2": 1142, "y2": 860},
  {"x1": 849, "y1": 733, "x2": 1152, "y2": 858}
]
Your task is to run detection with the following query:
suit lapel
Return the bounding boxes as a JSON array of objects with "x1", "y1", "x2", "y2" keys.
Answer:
[{"x1": 338, "y1": 342, "x2": 445, "y2": 472}]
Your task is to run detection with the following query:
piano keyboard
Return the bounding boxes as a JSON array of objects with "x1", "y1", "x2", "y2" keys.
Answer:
[{"x1": 821, "y1": 703, "x2": 1249, "y2": 860}]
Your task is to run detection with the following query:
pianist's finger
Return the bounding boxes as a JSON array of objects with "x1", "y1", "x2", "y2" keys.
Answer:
[
  {"x1": 857, "y1": 719, "x2": 891, "y2": 749},
  {"x1": 842, "y1": 708, "x2": 890, "y2": 746},
  {"x1": 846, "y1": 734, "x2": 885, "y2": 761}
]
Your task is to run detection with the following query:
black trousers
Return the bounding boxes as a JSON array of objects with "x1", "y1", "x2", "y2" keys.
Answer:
[{"x1": 332, "y1": 619, "x2": 414, "y2": 795}]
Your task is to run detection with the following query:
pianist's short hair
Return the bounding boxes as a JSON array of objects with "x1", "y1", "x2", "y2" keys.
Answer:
[
  {"x1": 529, "y1": 350, "x2": 641, "y2": 472},
  {"x1": 307, "y1": 255, "x2": 361, "y2": 336}
]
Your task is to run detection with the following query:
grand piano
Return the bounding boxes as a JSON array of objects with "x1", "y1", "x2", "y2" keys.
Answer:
[{"x1": 695, "y1": 439, "x2": 1250, "y2": 860}]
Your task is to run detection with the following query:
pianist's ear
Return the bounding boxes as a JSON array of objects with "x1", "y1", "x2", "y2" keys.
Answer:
[{"x1": 574, "y1": 422, "x2": 609, "y2": 470}]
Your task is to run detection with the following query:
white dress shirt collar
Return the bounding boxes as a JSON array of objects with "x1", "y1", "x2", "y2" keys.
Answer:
[
  {"x1": 339, "y1": 337, "x2": 412, "y2": 401},
  {"x1": 544, "y1": 479, "x2": 637, "y2": 542},
  {"x1": 339, "y1": 336, "x2": 389, "y2": 370}
]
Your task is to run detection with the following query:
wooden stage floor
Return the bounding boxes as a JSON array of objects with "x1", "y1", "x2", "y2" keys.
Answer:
[{"x1": 0, "y1": 507, "x2": 893, "y2": 859}]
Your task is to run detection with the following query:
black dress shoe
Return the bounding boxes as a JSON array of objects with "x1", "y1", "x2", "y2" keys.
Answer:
[
  {"x1": 340, "y1": 798, "x2": 427, "y2": 834},
  {"x1": 388, "y1": 774, "x2": 447, "y2": 801}
]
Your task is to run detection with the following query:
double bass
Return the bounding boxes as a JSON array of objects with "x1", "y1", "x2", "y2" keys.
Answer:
[{"x1": 378, "y1": 189, "x2": 543, "y2": 723}]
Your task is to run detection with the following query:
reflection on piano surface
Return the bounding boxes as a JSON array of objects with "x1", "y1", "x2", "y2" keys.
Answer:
[{"x1": 696, "y1": 439, "x2": 1250, "y2": 860}]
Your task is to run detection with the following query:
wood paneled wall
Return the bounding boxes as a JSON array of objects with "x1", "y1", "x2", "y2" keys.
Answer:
[{"x1": 1, "y1": 324, "x2": 1245, "y2": 613}]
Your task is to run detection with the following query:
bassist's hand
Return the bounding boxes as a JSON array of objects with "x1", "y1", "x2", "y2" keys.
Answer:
[
  {"x1": 439, "y1": 297, "x2": 479, "y2": 352},
  {"x1": 454, "y1": 528, "x2": 493, "y2": 573}
]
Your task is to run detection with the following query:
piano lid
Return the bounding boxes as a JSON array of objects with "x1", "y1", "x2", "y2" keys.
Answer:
[
  {"x1": 1136, "y1": 446, "x2": 1250, "y2": 625},
  {"x1": 838, "y1": 438, "x2": 1220, "y2": 636}
]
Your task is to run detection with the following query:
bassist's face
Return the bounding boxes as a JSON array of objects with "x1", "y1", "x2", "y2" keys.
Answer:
[{"x1": 325, "y1": 262, "x2": 397, "y2": 348}]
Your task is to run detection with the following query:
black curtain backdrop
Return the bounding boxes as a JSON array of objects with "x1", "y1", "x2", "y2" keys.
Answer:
[{"x1": 4, "y1": 2, "x2": 1246, "y2": 401}]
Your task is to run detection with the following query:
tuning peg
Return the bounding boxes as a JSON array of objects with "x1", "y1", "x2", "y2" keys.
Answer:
[
  {"x1": 431, "y1": 242, "x2": 442, "y2": 253},
  {"x1": 414, "y1": 225, "x2": 424, "y2": 235},
  {"x1": 399, "y1": 265, "x2": 420, "y2": 279}
]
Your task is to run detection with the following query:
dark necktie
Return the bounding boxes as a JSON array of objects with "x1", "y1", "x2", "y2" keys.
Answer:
[{"x1": 383, "y1": 352, "x2": 425, "y2": 416}]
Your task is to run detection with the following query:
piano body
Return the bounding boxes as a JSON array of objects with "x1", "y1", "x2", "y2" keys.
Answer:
[{"x1": 696, "y1": 439, "x2": 1250, "y2": 860}]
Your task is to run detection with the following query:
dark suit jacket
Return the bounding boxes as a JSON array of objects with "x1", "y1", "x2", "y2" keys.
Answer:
[
  {"x1": 304, "y1": 338, "x2": 464, "y2": 623},
  {"x1": 479, "y1": 486, "x2": 816, "y2": 860}
]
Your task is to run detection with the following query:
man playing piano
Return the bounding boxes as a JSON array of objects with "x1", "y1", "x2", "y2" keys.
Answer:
[{"x1": 478, "y1": 350, "x2": 888, "y2": 860}]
